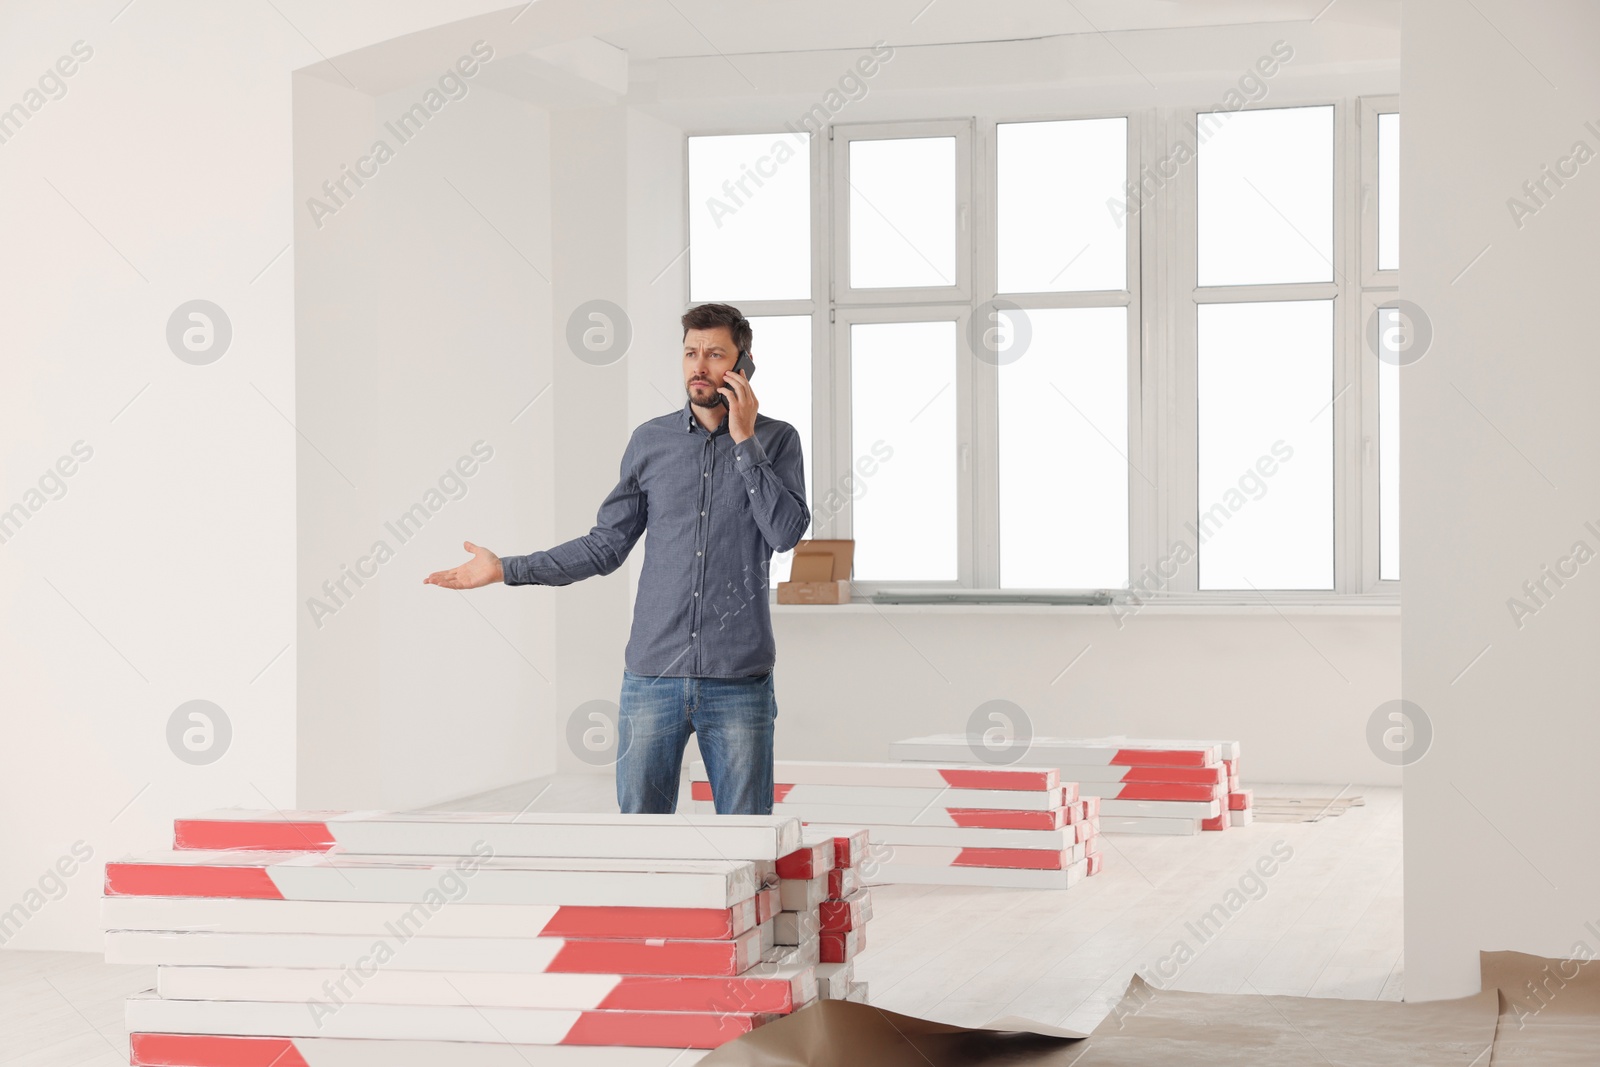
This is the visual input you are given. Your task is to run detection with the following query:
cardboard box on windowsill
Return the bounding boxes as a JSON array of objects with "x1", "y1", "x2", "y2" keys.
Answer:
[{"x1": 777, "y1": 540, "x2": 853, "y2": 604}]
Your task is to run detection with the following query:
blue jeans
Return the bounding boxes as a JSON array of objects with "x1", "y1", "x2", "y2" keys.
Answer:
[{"x1": 616, "y1": 670, "x2": 777, "y2": 815}]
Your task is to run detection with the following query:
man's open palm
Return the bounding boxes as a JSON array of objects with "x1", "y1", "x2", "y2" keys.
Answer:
[{"x1": 424, "y1": 541, "x2": 503, "y2": 589}]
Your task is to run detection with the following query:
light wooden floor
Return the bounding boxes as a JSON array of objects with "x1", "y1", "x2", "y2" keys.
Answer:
[{"x1": 0, "y1": 779, "x2": 1400, "y2": 1064}]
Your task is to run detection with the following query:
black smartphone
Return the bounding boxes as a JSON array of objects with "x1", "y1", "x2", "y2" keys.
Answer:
[{"x1": 716, "y1": 348, "x2": 755, "y2": 406}]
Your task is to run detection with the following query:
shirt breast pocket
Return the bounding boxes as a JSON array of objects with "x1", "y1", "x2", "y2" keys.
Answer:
[
  {"x1": 716, "y1": 446, "x2": 755, "y2": 513},
  {"x1": 721, "y1": 473, "x2": 752, "y2": 513}
]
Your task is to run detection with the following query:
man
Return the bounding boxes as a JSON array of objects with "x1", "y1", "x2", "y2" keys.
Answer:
[{"x1": 424, "y1": 303, "x2": 810, "y2": 815}]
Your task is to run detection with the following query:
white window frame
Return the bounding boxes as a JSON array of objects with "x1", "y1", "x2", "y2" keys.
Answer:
[
  {"x1": 830, "y1": 119, "x2": 974, "y2": 307},
  {"x1": 1359, "y1": 291, "x2": 1407, "y2": 590},
  {"x1": 1360, "y1": 95, "x2": 1401, "y2": 289},
  {"x1": 829, "y1": 303, "x2": 973, "y2": 590},
  {"x1": 975, "y1": 113, "x2": 1145, "y2": 593},
  {"x1": 1170, "y1": 99, "x2": 1356, "y2": 597},
  {"x1": 1359, "y1": 92, "x2": 1402, "y2": 592},
  {"x1": 683, "y1": 94, "x2": 1397, "y2": 606},
  {"x1": 680, "y1": 126, "x2": 829, "y2": 547}
]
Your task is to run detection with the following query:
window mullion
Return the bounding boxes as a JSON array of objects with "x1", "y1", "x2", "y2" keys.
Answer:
[
  {"x1": 1169, "y1": 104, "x2": 1202, "y2": 597},
  {"x1": 1337, "y1": 97, "x2": 1362, "y2": 595},
  {"x1": 972, "y1": 118, "x2": 999, "y2": 590}
]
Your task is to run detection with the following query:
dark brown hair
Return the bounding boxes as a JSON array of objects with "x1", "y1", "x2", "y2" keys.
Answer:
[{"x1": 681, "y1": 303, "x2": 752, "y2": 356}]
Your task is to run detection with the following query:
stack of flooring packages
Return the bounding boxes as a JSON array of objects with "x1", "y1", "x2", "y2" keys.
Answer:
[
  {"x1": 100, "y1": 810, "x2": 844, "y2": 1064},
  {"x1": 775, "y1": 826, "x2": 873, "y2": 1004},
  {"x1": 891, "y1": 735, "x2": 1253, "y2": 835},
  {"x1": 690, "y1": 760, "x2": 1099, "y2": 890}
]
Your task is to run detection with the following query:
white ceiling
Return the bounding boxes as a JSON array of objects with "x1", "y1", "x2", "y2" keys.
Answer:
[{"x1": 594, "y1": 0, "x2": 1399, "y2": 60}]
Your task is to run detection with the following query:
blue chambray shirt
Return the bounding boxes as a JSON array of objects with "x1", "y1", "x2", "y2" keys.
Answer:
[{"x1": 501, "y1": 399, "x2": 810, "y2": 679}]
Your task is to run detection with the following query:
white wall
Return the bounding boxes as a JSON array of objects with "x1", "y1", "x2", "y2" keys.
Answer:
[
  {"x1": 640, "y1": 19, "x2": 1399, "y2": 126},
  {"x1": 293, "y1": 54, "x2": 558, "y2": 810},
  {"x1": 773, "y1": 608, "x2": 1399, "y2": 784},
  {"x1": 544, "y1": 105, "x2": 635, "y2": 776},
  {"x1": 1403, "y1": 0, "x2": 1600, "y2": 1000},
  {"x1": 0, "y1": 0, "x2": 529, "y2": 954}
]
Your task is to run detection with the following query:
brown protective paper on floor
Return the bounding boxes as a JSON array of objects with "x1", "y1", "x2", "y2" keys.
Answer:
[
  {"x1": 1481, "y1": 950, "x2": 1600, "y2": 1066},
  {"x1": 696, "y1": 1000, "x2": 1087, "y2": 1067},
  {"x1": 1077, "y1": 975, "x2": 1497, "y2": 1066}
]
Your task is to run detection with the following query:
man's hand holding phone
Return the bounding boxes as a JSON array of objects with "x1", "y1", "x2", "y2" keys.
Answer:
[{"x1": 719, "y1": 356, "x2": 758, "y2": 444}]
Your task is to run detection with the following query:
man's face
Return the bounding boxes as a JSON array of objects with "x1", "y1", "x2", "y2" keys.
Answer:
[{"x1": 684, "y1": 325, "x2": 738, "y2": 408}]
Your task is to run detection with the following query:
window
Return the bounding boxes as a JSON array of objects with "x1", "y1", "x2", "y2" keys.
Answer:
[
  {"x1": 1362, "y1": 96, "x2": 1402, "y2": 585},
  {"x1": 999, "y1": 306, "x2": 1128, "y2": 588},
  {"x1": 1197, "y1": 300, "x2": 1334, "y2": 590},
  {"x1": 848, "y1": 320, "x2": 958, "y2": 581},
  {"x1": 993, "y1": 117, "x2": 1133, "y2": 590},
  {"x1": 997, "y1": 118, "x2": 1127, "y2": 293},
  {"x1": 1377, "y1": 113, "x2": 1400, "y2": 272},
  {"x1": 1376, "y1": 113, "x2": 1400, "y2": 581},
  {"x1": 688, "y1": 132, "x2": 811, "y2": 302},
  {"x1": 832, "y1": 121, "x2": 972, "y2": 305},
  {"x1": 686, "y1": 133, "x2": 819, "y2": 587},
  {"x1": 745, "y1": 315, "x2": 814, "y2": 584},
  {"x1": 848, "y1": 138, "x2": 958, "y2": 290},
  {"x1": 1197, "y1": 105, "x2": 1334, "y2": 287},
  {"x1": 1377, "y1": 324, "x2": 1400, "y2": 581},
  {"x1": 1193, "y1": 105, "x2": 1337, "y2": 591},
  {"x1": 685, "y1": 92, "x2": 1397, "y2": 603}
]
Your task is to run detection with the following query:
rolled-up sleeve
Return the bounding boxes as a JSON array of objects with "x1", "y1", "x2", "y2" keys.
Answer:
[
  {"x1": 502, "y1": 434, "x2": 647, "y2": 586},
  {"x1": 731, "y1": 427, "x2": 810, "y2": 554}
]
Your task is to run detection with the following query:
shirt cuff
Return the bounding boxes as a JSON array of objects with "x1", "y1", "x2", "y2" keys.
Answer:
[
  {"x1": 501, "y1": 554, "x2": 532, "y2": 586},
  {"x1": 732, "y1": 433, "x2": 770, "y2": 472}
]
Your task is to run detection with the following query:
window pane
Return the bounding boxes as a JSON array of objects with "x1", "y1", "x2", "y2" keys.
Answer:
[
  {"x1": 689, "y1": 133, "x2": 810, "y2": 301},
  {"x1": 850, "y1": 321, "x2": 957, "y2": 580},
  {"x1": 1378, "y1": 308, "x2": 1401, "y2": 580},
  {"x1": 1378, "y1": 112, "x2": 1400, "y2": 272},
  {"x1": 849, "y1": 138, "x2": 956, "y2": 290},
  {"x1": 1197, "y1": 105, "x2": 1334, "y2": 286},
  {"x1": 745, "y1": 315, "x2": 813, "y2": 584},
  {"x1": 998, "y1": 118, "x2": 1127, "y2": 293},
  {"x1": 999, "y1": 307, "x2": 1128, "y2": 588},
  {"x1": 1197, "y1": 300, "x2": 1333, "y2": 590}
]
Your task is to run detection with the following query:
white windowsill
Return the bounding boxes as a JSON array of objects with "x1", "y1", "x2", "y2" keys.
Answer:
[{"x1": 772, "y1": 596, "x2": 1399, "y2": 616}]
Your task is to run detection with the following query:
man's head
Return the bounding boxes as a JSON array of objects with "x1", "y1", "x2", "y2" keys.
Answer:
[{"x1": 682, "y1": 303, "x2": 753, "y2": 409}]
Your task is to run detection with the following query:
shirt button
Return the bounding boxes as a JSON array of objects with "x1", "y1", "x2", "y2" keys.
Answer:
[
  {"x1": 691, "y1": 631, "x2": 698, "y2": 638},
  {"x1": 696, "y1": 551, "x2": 703, "y2": 556},
  {"x1": 703, "y1": 472, "x2": 709, "y2": 477},
  {"x1": 693, "y1": 591, "x2": 699, "y2": 597},
  {"x1": 748, "y1": 489, "x2": 755, "y2": 494},
  {"x1": 701, "y1": 511, "x2": 706, "y2": 516}
]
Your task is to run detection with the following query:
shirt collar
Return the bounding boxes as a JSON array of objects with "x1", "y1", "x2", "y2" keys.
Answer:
[{"x1": 682, "y1": 397, "x2": 729, "y2": 437}]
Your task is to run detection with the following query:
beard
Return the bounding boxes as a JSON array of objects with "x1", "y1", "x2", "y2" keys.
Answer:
[{"x1": 686, "y1": 379, "x2": 722, "y2": 408}]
